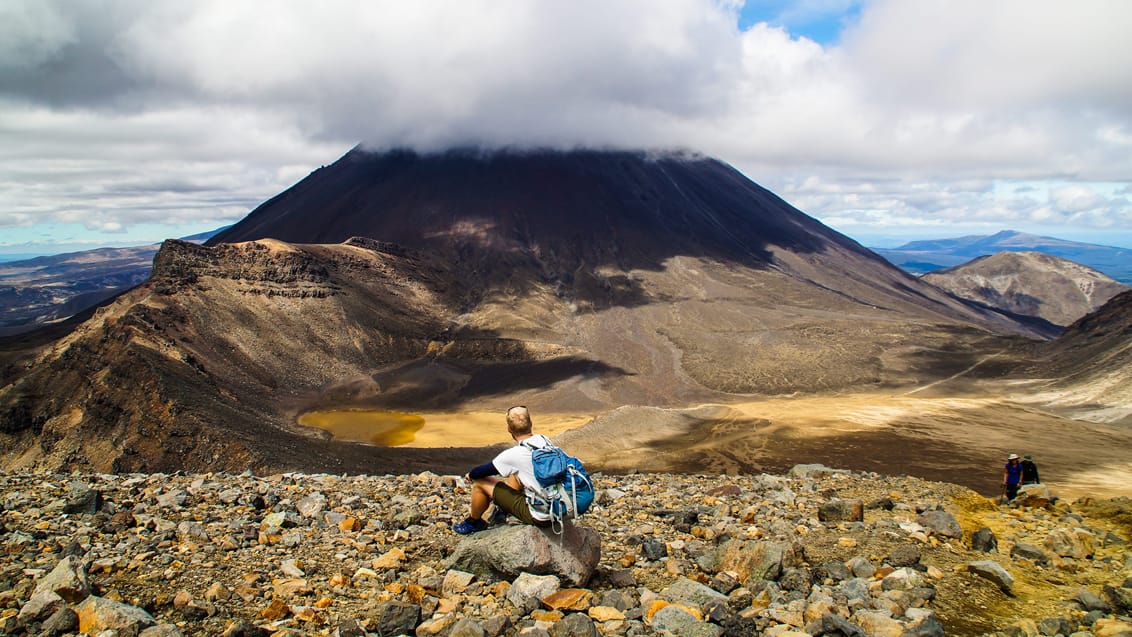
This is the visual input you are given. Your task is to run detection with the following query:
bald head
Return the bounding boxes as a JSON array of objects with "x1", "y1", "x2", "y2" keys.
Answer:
[{"x1": 506, "y1": 406, "x2": 533, "y2": 437}]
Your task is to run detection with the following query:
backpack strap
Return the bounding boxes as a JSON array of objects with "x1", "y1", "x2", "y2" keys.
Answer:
[{"x1": 519, "y1": 434, "x2": 554, "y2": 451}]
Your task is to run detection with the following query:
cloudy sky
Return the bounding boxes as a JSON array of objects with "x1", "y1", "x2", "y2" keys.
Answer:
[{"x1": 3, "y1": 0, "x2": 1131, "y2": 258}]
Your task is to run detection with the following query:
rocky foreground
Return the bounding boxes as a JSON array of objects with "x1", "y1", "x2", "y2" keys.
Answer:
[{"x1": 1, "y1": 466, "x2": 1130, "y2": 637}]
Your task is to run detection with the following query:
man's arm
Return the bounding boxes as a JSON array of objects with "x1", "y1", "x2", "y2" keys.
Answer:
[{"x1": 467, "y1": 461, "x2": 499, "y2": 481}]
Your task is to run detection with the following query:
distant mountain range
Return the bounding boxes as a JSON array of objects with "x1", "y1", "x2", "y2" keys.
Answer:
[
  {"x1": 0, "y1": 228, "x2": 226, "y2": 336},
  {"x1": 874, "y1": 230, "x2": 1132, "y2": 284}
]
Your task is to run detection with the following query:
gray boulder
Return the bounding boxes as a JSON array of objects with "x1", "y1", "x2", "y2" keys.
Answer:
[
  {"x1": 967, "y1": 560, "x2": 1014, "y2": 592},
  {"x1": 34, "y1": 556, "x2": 91, "y2": 603},
  {"x1": 550, "y1": 612, "x2": 599, "y2": 637},
  {"x1": 296, "y1": 492, "x2": 327, "y2": 518},
  {"x1": 17, "y1": 590, "x2": 66, "y2": 624},
  {"x1": 650, "y1": 604, "x2": 724, "y2": 637},
  {"x1": 1038, "y1": 617, "x2": 1074, "y2": 636},
  {"x1": 819, "y1": 498, "x2": 864, "y2": 523},
  {"x1": 1075, "y1": 588, "x2": 1111, "y2": 612},
  {"x1": 63, "y1": 481, "x2": 101, "y2": 515},
  {"x1": 1103, "y1": 584, "x2": 1132, "y2": 614},
  {"x1": 448, "y1": 617, "x2": 487, "y2": 637},
  {"x1": 1045, "y1": 528, "x2": 1096, "y2": 559},
  {"x1": 662, "y1": 577, "x2": 729, "y2": 611},
  {"x1": 711, "y1": 540, "x2": 800, "y2": 587},
  {"x1": 788, "y1": 464, "x2": 848, "y2": 479},
  {"x1": 971, "y1": 527, "x2": 998, "y2": 553},
  {"x1": 369, "y1": 600, "x2": 421, "y2": 637},
  {"x1": 445, "y1": 524, "x2": 600, "y2": 587},
  {"x1": 1014, "y1": 484, "x2": 1053, "y2": 508},
  {"x1": 40, "y1": 607, "x2": 79, "y2": 635},
  {"x1": 1010, "y1": 543, "x2": 1049, "y2": 564},
  {"x1": 916, "y1": 510, "x2": 963, "y2": 539},
  {"x1": 506, "y1": 573, "x2": 561, "y2": 613},
  {"x1": 75, "y1": 595, "x2": 158, "y2": 635}
]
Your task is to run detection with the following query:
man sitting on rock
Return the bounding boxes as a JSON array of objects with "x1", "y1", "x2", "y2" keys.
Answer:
[{"x1": 453, "y1": 406, "x2": 553, "y2": 534}]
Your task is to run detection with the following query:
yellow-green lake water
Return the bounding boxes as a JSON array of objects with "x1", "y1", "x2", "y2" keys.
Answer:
[{"x1": 298, "y1": 410, "x2": 426, "y2": 446}]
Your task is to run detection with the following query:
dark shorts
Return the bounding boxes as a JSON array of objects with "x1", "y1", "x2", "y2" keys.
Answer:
[{"x1": 492, "y1": 482, "x2": 550, "y2": 527}]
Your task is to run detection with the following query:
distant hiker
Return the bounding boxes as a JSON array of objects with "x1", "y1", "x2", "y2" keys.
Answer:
[
  {"x1": 1003, "y1": 453, "x2": 1023, "y2": 500},
  {"x1": 453, "y1": 406, "x2": 553, "y2": 534},
  {"x1": 1021, "y1": 454, "x2": 1040, "y2": 485}
]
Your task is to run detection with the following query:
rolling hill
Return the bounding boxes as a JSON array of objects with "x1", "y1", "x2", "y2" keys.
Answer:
[
  {"x1": 875, "y1": 230, "x2": 1132, "y2": 283},
  {"x1": 923, "y1": 251, "x2": 1128, "y2": 329}
]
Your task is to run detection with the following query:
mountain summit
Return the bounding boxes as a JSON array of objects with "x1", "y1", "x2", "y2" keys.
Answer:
[{"x1": 210, "y1": 148, "x2": 851, "y2": 271}]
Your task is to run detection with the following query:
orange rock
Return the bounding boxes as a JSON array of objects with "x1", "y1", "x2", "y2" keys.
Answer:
[
  {"x1": 292, "y1": 605, "x2": 325, "y2": 624},
  {"x1": 339, "y1": 517, "x2": 362, "y2": 532},
  {"x1": 314, "y1": 597, "x2": 333, "y2": 609},
  {"x1": 645, "y1": 600, "x2": 702, "y2": 624},
  {"x1": 372, "y1": 548, "x2": 406, "y2": 570},
  {"x1": 530, "y1": 609, "x2": 564, "y2": 622},
  {"x1": 172, "y1": 590, "x2": 193, "y2": 609},
  {"x1": 260, "y1": 598, "x2": 289, "y2": 620},
  {"x1": 405, "y1": 584, "x2": 427, "y2": 603},
  {"x1": 272, "y1": 578, "x2": 311, "y2": 597},
  {"x1": 541, "y1": 588, "x2": 594, "y2": 611},
  {"x1": 588, "y1": 606, "x2": 626, "y2": 622},
  {"x1": 644, "y1": 600, "x2": 670, "y2": 623}
]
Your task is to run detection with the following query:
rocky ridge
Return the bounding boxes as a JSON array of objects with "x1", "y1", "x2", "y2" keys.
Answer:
[
  {"x1": 1, "y1": 467, "x2": 1130, "y2": 637},
  {"x1": 922, "y1": 252, "x2": 1128, "y2": 329}
]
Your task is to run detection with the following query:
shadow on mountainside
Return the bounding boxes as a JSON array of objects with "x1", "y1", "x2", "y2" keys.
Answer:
[
  {"x1": 207, "y1": 149, "x2": 861, "y2": 312},
  {"x1": 312, "y1": 356, "x2": 632, "y2": 411}
]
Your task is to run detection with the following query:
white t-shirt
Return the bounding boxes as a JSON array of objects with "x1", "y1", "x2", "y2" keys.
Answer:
[{"x1": 492, "y1": 434, "x2": 552, "y2": 522}]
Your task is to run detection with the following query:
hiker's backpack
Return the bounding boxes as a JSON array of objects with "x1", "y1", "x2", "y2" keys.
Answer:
[{"x1": 522, "y1": 437, "x2": 594, "y2": 532}]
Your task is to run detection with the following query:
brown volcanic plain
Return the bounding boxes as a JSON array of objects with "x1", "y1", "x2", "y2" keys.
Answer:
[{"x1": 1, "y1": 149, "x2": 1130, "y2": 500}]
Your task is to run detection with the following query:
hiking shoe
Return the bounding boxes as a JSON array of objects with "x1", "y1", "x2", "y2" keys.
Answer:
[
  {"x1": 490, "y1": 508, "x2": 510, "y2": 526},
  {"x1": 452, "y1": 517, "x2": 488, "y2": 535}
]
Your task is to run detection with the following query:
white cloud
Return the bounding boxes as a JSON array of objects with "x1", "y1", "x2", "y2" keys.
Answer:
[{"x1": 1, "y1": 0, "x2": 1132, "y2": 250}]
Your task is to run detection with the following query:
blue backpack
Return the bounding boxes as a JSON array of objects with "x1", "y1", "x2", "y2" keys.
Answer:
[{"x1": 522, "y1": 437, "x2": 595, "y2": 532}]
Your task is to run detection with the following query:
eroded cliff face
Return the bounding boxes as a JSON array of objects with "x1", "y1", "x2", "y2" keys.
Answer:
[{"x1": 0, "y1": 239, "x2": 487, "y2": 474}]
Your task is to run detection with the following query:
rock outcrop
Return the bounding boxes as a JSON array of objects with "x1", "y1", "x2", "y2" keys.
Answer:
[
  {"x1": 446, "y1": 523, "x2": 602, "y2": 587},
  {"x1": 1, "y1": 466, "x2": 1129, "y2": 636}
]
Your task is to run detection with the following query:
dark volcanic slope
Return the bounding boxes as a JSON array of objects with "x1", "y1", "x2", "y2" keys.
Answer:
[
  {"x1": 210, "y1": 148, "x2": 855, "y2": 271},
  {"x1": 209, "y1": 148, "x2": 1035, "y2": 334}
]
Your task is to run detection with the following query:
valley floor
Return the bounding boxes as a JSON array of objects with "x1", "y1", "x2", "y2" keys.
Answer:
[{"x1": 334, "y1": 389, "x2": 1132, "y2": 502}]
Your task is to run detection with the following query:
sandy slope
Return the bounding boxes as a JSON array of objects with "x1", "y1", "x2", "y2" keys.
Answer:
[{"x1": 311, "y1": 388, "x2": 1132, "y2": 501}]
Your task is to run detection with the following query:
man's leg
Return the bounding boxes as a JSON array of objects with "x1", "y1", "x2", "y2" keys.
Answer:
[{"x1": 469, "y1": 476, "x2": 501, "y2": 520}]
